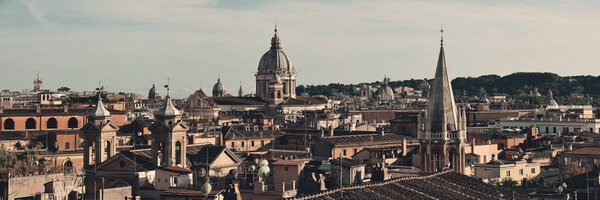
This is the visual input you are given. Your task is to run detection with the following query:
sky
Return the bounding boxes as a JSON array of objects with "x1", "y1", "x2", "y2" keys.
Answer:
[{"x1": 1, "y1": 0, "x2": 600, "y2": 98}]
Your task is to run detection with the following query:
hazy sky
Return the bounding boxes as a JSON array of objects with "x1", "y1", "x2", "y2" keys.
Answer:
[{"x1": 1, "y1": 0, "x2": 600, "y2": 98}]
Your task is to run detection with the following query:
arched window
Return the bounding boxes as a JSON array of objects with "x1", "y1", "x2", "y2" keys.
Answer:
[
  {"x1": 105, "y1": 140, "x2": 111, "y2": 159},
  {"x1": 47, "y1": 118, "x2": 58, "y2": 129},
  {"x1": 3, "y1": 119, "x2": 14, "y2": 130},
  {"x1": 175, "y1": 141, "x2": 182, "y2": 165},
  {"x1": 25, "y1": 118, "x2": 36, "y2": 129},
  {"x1": 63, "y1": 160, "x2": 74, "y2": 173},
  {"x1": 277, "y1": 90, "x2": 281, "y2": 98},
  {"x1": 68, "y1": 117, "x2": 78, "y2": 129}
]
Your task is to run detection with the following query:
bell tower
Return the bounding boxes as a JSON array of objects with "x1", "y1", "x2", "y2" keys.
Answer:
[
  {"x1": 80, "y1": 89, "x2": 118, "y2": 167},
  {"x1": 418, "y1": 28, "x2": 467, "y2": 174},
  {"x1": 150, "y1": 85, "x2": 189, "y2": 168}
]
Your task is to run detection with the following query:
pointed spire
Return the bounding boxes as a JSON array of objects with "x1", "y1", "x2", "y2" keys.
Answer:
[
  {"x1": 238, "y1": 82, "x2": 243, "y2": 97},
  {"x1": 427, "y1": 28, "x2": 459, "y2": 134},
  {"x1": 271, "y1": 25, "x2": 281, "y2": 50}
]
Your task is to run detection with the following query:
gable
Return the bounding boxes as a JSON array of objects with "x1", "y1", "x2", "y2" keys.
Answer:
[
  {"x1": 211, "y1": 151, "x2": 238, "y2": 167},
  {"x1": 96, "y1": 153, "x2": 149, "y2": 172}
]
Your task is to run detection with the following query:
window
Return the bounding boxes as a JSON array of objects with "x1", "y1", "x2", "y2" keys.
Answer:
[
  {"x1": 231, "y1": 142, "x2": 235, "y2": 147},
  {"x1": 545, "y1": 127, "x2": 549, "y2": 133},
  {"x1": 531, "y1": 168, "x2": 535, "y2": 174},
  {"x1": 47, "y1": 118, "x2": 58, "y2": 129},
  {"x1": 241, "y1": 141, "x2": 245, "y2": 147},
  {"x1": 285, "y1": 167, "x2": 289, "y2": 171},
  {"x1": 343, "y1": 149, "x2": 347, "y2": 156},
  {"x1": 354, "y1": 149, "x2": 357, "y2": 154},
  {"x1": 261, "y1": 140, "x2": 264, "y2": 146},
  {"x1": 519, "y1": 169, "x2": 524, "y2": 175},
  {"x1": 251, "y1": 141, "x2": 255, "y2": 147},
  {"x1": 25, "y1": 118, "x2": 36, "y2": 129},
  {"x1": 553, "y1": 127, "x2": 557, "y2": 133},
  {"x1": 3, "y1": 118, "x2": 14, "y2": 130},
  {"x1": 64, "y1": 142, "x2": 71, "y2": 150},
  {"x1": 506, "y1": 171, "x2": 511, "y2": 177},
  {"x1": 173, "y1": 176, "x2": 178, "y2": 187},
  {"x1": 68, "y1": 117, "x2": 78, "y2": 129}
]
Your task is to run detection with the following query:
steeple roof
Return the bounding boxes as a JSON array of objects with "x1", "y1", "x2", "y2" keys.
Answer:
[
  {"x1": 90, "y1": 96, "x2": 111, "y2": 118},
  {"x1": 427, "y1": 32, "x2": 458, "y2": 133},
  {"x1": 156, "y1": 91, "x2": 181, "y2": 117}
]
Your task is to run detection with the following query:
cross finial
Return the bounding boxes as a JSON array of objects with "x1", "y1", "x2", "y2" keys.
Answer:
[
  {"x1": 96, "y1": 81, "x2": 104, "y2": 100},
  {"x1": 440, "y1": 26, "x2": 444, "y2": 47},
  {"x1": 165, "y1": 77, "x2": 171, "y2": 97}
]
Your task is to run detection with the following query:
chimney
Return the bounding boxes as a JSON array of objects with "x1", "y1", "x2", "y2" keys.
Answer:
[
  {"x1": 568, "y1": 143, "x2": 573, "y2": 151},
  {"x1": 63, "y1": 105, "x2": 68, "y2": 113},
  {"x1": 402, "y1": 137, "x2": 407, "y2": 156},
  {"x1": 380, "y1": 128, "x2": 385, "y2": 136},
  {"x1": 0, "y1": 106, "x2": 3, "y2": 114},
  {"x1": 471, "y1": 138, "x2": 476, "y2": 154},
  {"x1": 36, "y1": 105, "x2": 41, "y2": 113},
  {"x1": 329, "y1": 127, "x2": 334, "y2": 137}
]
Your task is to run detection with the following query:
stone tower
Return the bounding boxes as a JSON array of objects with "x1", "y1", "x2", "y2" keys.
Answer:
[
  {"x1": 417, "y1": 30, "x2": 467, "y2": 174},
  {"x1": 149, "y1": 89, "x2": 189, "y2": 167},
  {"x1": 33, "y1": 74, "x2": 42, "y2": 92},
  {"x1": 255, "y1": 27, "x2": 296, "y2": 101},
  {"x1": 80, "y1": 93, "x2": 118, "y2": 167}
]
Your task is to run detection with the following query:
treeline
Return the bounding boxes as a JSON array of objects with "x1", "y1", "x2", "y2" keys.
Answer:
[{"x1": 297, "y1": 72, "x2": 600, "y2": 98}]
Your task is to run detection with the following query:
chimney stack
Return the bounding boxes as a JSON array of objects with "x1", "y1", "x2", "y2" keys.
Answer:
[
  {"x1": 402, "y1": 137, "x2": 407, "y2": 156},
  {"x1": 471, "y1": 138, "x2": 476, "y2": 154},
  {"x1": 329, "y1": 127, "x2": 334, "y2": 137},
  {"x1": 63, "y1": 105, "x2": 69, "y2": 113},
  {"x1": 36, "y1": 105, "x2": 41, "y2": 113}
]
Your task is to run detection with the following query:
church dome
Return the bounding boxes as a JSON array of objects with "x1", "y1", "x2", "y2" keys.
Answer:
[
  {"x1": 257, "y1": 28, "x2": 294, "y2": 75},
  {"x1": 376, "y1": 76, "x2": 394, "y2": 101},
  {"x1": 212, "y1": 78, "x2": 226, "y2": 97},
  {"x1": 148, "y1": 84, "x2": 159, "y2": 100}
]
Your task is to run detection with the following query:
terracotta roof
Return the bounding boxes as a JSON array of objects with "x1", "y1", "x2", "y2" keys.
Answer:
[
  {"x1": 280, "y1": 97, "x2": 326, "y2": 106},
  {"x1": 157, "y1": 166, "x2": 192, "y2": 176},
  {"x1": 272, "y1": 159, "x2": 309, "y2": 166},
  {"x1": 291, "y1": 170, "x2": 531, "y2": 200},
  {"x1": 564, "y1": 147, "x2": 600, "y2": 155}
]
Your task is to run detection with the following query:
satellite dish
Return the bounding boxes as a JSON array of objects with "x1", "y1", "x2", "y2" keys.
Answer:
[
  {"x1": 254, "y1": 159, "x2": 259, "y2": 164},
  {"x1": 249, "y1": 165, "x2": 256, "y2": 172},
  {"x1": 259, "y1": 159, "x2": 269, "y2": 167},
  {"x1": 199, "y1": 168, "x2": 207, "y2": 177},
  {"x1": 229, "y1": 169, "x2": 237, "y2": 177},
  {"x1": 201, "y1": 182, "x2": 212, "y2": 194},
  {"x1": 306, "y1": 147, "x2": 310, "y2": 152},
  {"x1": 258, "y1": 166, "x2": 270, "y2": 181}
]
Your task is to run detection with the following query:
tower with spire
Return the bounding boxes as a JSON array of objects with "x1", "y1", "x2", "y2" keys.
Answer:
[
  {"x1": 417, "y1": 28, "x2": 467, "y2": 174},
  {"x1": 255, "y1": 26, "x2": 297, "y2": 102},
  {"x1": 238, "y1": 82, "x2": 244, "y2": 97},
  {"x1": 80, "y1": 86, "x2": 118, "y2": 167},
  {"x1": 149, "y1": 83, "x2": 189, "y2": 167},
  {"x1": 33, "y1": 74, "x2": 42, "y2": 92}
]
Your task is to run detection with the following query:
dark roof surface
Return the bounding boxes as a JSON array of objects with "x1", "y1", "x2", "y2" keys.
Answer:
[
  {"x1": 222, "y1": 125, "x2": 284, "y2": 140},
  {"x1": 209, "y1": 97, "x2": 269, "y2": 106},
  {"x1": 291, "y1": 170, "x2": 531, "y2": 200},
  {"x1": 320, "y1": 133, "x2": 415, "y2": 147}
]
